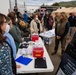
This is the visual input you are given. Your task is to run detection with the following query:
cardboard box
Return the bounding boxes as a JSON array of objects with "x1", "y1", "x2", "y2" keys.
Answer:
[{"x1": 33, "y1": 47, "x2": 44, "y2": 58}]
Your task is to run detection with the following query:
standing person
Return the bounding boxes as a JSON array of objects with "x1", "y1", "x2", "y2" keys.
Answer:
[
  {"x1": 23, "y1": 10, "x2": 29, "y2": 23},
  {"x1": 68, "y1": 12, "x2": 76, "y2": 40},
  {"x1": 70, "y1": 30, "x2": 76, "y2": 49},
  {"x1": 47, "y1": 13, "x2": 54, "y2": 30},
  {"x1": 43, "y1": 11, "x2": 48, "y2": 29},
  {"x1": 13, "y1": 6, "x2": 23, "y2": 20},
  {"x1": 30, "y1": 14, "x2": 43, "y2": 35},
  {"x1": 54, "y1": 12, "x2": 60, "y2": 26},
  {"x1": 52, "y1": 12, "x2": 70, "y2": 56},
  {"x1": 0, "y1": 13, "x2": 14, "y2": 75},
  {"x1": 28, "y1": 13, "x2": 34, "y2": 24},
  {"x1": 54, "y1": 12, "x2": 61, "y2": 38}
]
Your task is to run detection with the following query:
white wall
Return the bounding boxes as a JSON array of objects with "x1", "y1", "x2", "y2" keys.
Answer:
[{"x1": 0, "y1": 0, "x2": 10, "y2": 15}]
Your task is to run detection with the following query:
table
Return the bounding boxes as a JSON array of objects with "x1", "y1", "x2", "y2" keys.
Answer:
[
  {"x1": 39, "y1": 29, "x2": 55, "y2": 38},
  {"x1": 16, "y1": 38, "x2": 54, "y2": 74},
  {"x1": 39, "y1": 29, "x2": 55, "y2": 51},
  {"x1": 39, "y1": 29, "x2": 55, "y2": 44}
]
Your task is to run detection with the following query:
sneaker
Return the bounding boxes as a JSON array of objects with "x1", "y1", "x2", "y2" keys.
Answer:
[{"x1": 51, "y1": 52, "x2": 57, "y2": 55}]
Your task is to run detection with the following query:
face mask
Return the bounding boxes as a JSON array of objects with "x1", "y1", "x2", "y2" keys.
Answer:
[
  {"x1": 35, "y1": 18, "x2": 38, "y2": 20},
  {"x1": 5, "y1": 24, "x2": 11, "y2": 33}
]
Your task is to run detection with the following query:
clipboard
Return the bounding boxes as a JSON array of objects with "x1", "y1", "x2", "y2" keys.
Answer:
[
  {"x1": 34, "y1": 58, "x2": 47, "y2": 68},
  {"x1": 15, "y1": 56, "x2": 32, "y2": 66}
]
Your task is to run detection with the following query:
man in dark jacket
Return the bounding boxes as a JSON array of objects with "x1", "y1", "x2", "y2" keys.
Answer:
[{"x1": 68, "y1": 12, "x2": 76, "y2": 39}]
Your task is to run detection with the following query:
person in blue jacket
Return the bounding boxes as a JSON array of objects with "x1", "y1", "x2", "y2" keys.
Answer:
[
  {"x1": 4, "y1": 32, "x2": 16, "y2": 59},
  {"x1": 3, "y1": 17, "x2": 17, "y2": 59},
  {"x1": 23, "y1": 10, "x2": 29, "y2": 23}
]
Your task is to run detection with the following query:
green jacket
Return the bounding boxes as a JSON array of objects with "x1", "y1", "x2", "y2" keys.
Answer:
[{"x1": 9, "y1": 24, "x2": 22, "y2": 43}]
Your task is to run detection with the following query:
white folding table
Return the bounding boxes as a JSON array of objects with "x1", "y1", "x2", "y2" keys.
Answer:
[{"x1": 16, "y1": 38, "x2": 54, "y2": 74}]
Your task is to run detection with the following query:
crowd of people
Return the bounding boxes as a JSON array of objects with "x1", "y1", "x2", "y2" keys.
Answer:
[{"x1": 0, "y1": 5, "x2": 76, "y2": 75}]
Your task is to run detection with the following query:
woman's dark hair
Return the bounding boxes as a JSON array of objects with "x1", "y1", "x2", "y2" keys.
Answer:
[
  {"x1": 0, "y1": 13, "x2": 6, "y2": 43},
  {"x1": 13, "y1": 6, "x2": 18, "y2": 12},
  {"x1": 8, "y1": 12, "x2": 17, "y2": 25},
  {"x1": 33, "y1": 13, "x2": 38, "y2": 18}
]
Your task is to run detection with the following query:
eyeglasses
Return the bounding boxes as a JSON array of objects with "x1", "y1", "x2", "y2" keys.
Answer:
[
  {"x1": 0, "y1": 21, "x2": 7, "y2": 25},
  {"x1": 0, "y1": 21, "x2": 7, "y2": 26},
  {"x1": 3, "y1": 21, "x2": 7, "y2": 23}
]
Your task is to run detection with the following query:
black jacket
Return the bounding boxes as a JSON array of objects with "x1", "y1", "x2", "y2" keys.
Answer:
[{"x1": 68, "y1": 16, "x2": 76, "y2": 27}]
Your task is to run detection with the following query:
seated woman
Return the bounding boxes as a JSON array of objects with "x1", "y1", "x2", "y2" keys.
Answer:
[
  {"x1": 30, "y1": 14, "x2": 43, "y2": 35},
  {"x1": 4, "y1": 17, "x2": 16, "y2": 59},
  {"x1": 7, "y1": 12, "x2": 24, "y2": 50},
  {"x1": 17, "y1": 13, "x2": 30, "y2": 37},
  {"x1": 0, "y1": 13, "x2": 14, "y2": 75}
]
